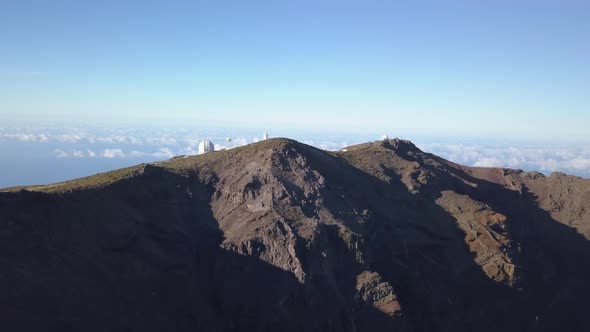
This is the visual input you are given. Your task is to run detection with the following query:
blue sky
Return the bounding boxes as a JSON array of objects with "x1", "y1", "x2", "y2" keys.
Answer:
[
  {"x1": 1, "y1": 0, "x2": 589, "y2": 138},
  {"x1": 0, "y1": 1, "x2": 589, "y2": 186}
]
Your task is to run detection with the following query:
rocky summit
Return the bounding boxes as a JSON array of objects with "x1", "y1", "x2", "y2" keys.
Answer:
[{"x1": 1, "y1": 138, "x2": 589, "y2": 332}]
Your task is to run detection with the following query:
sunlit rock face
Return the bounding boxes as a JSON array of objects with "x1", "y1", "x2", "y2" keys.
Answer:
[{"x1": 1, "y1": 138, "x2": 589, "y2": 332}]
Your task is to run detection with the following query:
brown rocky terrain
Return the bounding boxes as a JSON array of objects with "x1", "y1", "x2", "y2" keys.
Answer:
[{"x1": 1, "y1": 138, "x2": 589, "y2": 331}]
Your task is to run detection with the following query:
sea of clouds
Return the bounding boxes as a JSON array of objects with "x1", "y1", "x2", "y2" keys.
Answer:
[
  {"x1": 0, "y1": 124, "x2": 588, "y2": 187},
  {"x1": 418, "y1": 142, "x2": 590, "y2": 178},
  {"x1": 0, "y1": 127, "x2": 262, "y2": 158}
]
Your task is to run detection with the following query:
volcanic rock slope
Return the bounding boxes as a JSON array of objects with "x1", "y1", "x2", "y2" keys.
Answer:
[{"x1": 1, "y1": 138, "x2": 590, "y2": 332}]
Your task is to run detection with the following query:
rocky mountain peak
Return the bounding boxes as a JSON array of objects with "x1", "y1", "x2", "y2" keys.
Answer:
[{"x1": 1, "y1": 138, "x2": 589, "y2": 331}]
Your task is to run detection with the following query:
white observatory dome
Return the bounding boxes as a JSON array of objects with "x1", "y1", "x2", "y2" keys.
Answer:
[
  {"x1": 198, "y1": 140, "x2": 215, "y2": 155},
  {"x1": 381, "y1": 134, "x2": 389, "y2": 141}
]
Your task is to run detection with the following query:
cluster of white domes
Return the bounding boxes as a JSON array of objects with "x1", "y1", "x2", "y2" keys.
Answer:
[
  {"x1": 197, "y1": 131, "x2": 270, "y2": 155},
  {"x1": 196, "y1": 132, "x2": 395, "y2": 156}
]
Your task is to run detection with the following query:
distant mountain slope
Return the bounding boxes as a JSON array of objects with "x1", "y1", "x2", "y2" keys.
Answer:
[{"x1": 1, "y1": 138, "x2": 589, "y2": 331}]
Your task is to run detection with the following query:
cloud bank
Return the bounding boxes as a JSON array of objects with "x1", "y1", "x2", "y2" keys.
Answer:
[
  {"x1": 3, "y1": 125, "x2": 588, "y2": 178},
  {"x1": 418, "y1": 142, "x2": 590, "y2": 178}
]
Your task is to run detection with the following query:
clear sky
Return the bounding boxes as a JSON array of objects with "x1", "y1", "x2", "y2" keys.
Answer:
[{"x1": 1, "y1": 0, "x2": 589, "y2": 140}]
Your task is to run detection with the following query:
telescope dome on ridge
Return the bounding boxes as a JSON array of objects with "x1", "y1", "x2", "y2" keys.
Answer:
[{"x1": 198, "y1": 140, "x2": 215, "y2": 155}]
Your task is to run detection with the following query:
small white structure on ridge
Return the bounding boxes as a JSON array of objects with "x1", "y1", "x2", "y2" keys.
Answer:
[
  {"x1": 263, "y1": 131, "x2": 269, "y2": 140},
  {"x1": 226, "y1": 137, "x2": 232, "y2": 143},
  {"x1": 198, "y1": 140, "x2": 215, "y2": 155},
  {"x1": 381, "y1": 134, "x2": 389, "y2": 141}
]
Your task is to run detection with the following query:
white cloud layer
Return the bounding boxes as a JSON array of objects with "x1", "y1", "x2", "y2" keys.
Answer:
[
  {"x1": 53, "y1": 149, "x2": 68, "y2": 158},
  {"x1": 103, "y1": 149, "x2": 126, "y2": 158},
  {"x1": 40, "y1": 138, "x2": 590, "y2": 178},
  {"x1": 418, "y1": 142, "x2": 590, "y2": 178},
  {"x1": 2, "y1": 125, "x2": 588, "y2": 178},
  {"x1": 146, "y1": 137, "x2": 177, "y2": 146},
  {"x1": 152, "y1": 148, "x2": 175, "y2": 159},
  {"x1": 2, "y1": 133, "x2": 49, "y2": 142},
  {"x1": 472, "y1": 157, "x2": 502, "y2": 168},
  {"x1": 72, "y1": 150, "x2": 84, "y2": 158}
]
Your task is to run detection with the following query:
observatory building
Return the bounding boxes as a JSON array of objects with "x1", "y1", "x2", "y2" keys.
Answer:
[
  {"x1": 263, "y1": 131, "x2": 269, "y2": 140},
  {"x1": 198, "y1": 140, "x2": 215, "y2": 155}
]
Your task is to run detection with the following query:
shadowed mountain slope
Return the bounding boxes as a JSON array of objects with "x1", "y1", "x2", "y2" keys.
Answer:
[{"x1": 1, "y1": 138, "x2": 589, "y2": 331}]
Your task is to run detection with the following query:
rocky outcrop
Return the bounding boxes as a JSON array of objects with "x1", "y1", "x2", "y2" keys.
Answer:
[{"x1": 1, "y1": 138, "x2": 589, "y2": 331}]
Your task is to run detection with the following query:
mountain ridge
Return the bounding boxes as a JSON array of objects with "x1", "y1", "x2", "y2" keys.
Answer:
[{"x1": 1, "y1": 137, "x2": 589, "y2": 331}]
